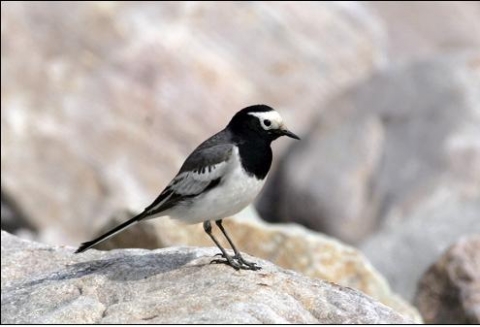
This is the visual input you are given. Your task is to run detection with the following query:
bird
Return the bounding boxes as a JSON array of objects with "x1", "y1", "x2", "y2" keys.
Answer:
[{"x1": 75, "y1": 104, "x2": 300, "y2": 270}]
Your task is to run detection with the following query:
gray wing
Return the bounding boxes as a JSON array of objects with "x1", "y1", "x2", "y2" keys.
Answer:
[{"x1": 142, "y1": 143, "x2": 234, "y2": 217}]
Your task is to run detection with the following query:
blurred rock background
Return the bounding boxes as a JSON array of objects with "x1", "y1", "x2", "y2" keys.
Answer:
[{"x1": 1, "y1": 1, "x2": 479, "y2": 323}]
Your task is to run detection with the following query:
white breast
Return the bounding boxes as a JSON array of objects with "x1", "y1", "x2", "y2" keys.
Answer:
[{"x1": 167, "y1": 147, "x2": 265, "y2": 224}]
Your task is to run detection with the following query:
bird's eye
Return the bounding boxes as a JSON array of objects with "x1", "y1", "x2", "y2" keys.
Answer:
[{"x1": 263, "y1": 119, "x2": 271, "y2": 127}]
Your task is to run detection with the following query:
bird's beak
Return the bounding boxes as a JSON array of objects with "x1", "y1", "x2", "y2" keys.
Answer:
[{"x1": 280, "y1": 128, "x2": 301, "y2": 140}]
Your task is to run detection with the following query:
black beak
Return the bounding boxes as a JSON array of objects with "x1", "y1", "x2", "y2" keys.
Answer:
[{"x1": 281, "y1": 129, "x2": 301, "y2": 140}]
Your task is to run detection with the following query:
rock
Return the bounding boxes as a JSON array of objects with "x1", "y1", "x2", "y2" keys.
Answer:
[
  {"x1": 366, "y1": 1, "x2": 480, "y2": 63},
  {"x1": 359, "y1": 54, "x2": 480, "y2": 300},
  {"x1": 257, "y1": 53, "x2": 480, "y2": 245},
  {"x1": 0, "y1": 2, "x2": 385, "y2": 245},
  {"x1": 1, "y1": 231, "x2": 414, "y2": 324},
  {"x1": 360, "y1": 186, "x2": 480, "y2": 301},
  {"x1": 414, "y1": 235, "x2": 480, "y2": 324},
  {"x1": 93, "y1": 210, "x2": 422, "y2": 322}
]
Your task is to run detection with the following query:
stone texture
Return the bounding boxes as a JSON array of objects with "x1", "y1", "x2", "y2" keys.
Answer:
[
  {"x1": 1, "y1": 231, "x2": 413, "y2": 324},
  {"x1": 367, "y1": 1, "x2": 480, "y2": 63},
  {"x1": 93, "y1": 210, "x2": 421, "y2": 322},
  {"x1": 257, "y1": 53, "x2": 480, "y2": 245},
  {"x1": 414, "y1": 235, "x2": 480, "y2": 324},
  {"x1": 0, "y1": 1, "x2": 385, "y2": 245}
]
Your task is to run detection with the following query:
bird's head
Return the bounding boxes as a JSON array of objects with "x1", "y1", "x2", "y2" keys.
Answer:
[{"x1": 228, "y1": 105, "x2": 300, "y2": 142}]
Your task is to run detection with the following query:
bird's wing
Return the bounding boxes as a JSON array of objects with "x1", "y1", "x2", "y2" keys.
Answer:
[{"x1": 142, "y1": 143, "x2": 234, "y2": 217}]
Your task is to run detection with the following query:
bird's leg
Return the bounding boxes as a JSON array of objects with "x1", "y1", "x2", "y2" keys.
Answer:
[
  {"x1": 215, "y1": 219, "x2": 260, "y2": 270},
  {"x1": 203, "y1": 221, "x2": 242, "y2": 270}
]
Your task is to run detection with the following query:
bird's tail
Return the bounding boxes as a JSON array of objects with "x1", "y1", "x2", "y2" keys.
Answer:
[{"x1": 74, "y1": 211, "x2": 146, "y2": 253}]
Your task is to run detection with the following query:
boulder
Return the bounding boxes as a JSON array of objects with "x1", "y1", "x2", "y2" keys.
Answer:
[
  {"x1": 414, "y1": 235, "x2": 480, "y2": 324},
  {"x1": 92, "y1": 210, "x2": 421, "y2": 322},
  {"x1": 360, "y1": 187, "x2": 480, "y2": 301},
  {"x1": 1, "y1": 231, "x2": 414, "y2": 324},
  {"x1": 257, "y1": 53, "x2": 480, "y2": 245},
  {"x1": 0, "y1": 1, "x2": 385, "y2": 245}
]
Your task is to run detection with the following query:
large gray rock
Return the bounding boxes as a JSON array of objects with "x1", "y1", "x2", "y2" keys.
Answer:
[
  {"x1": 358, "y1": 54, "x2": 480, "y2": 300},
  {"x1": 1, "y1": 231, "x2": 413, "y2": 324},
  {"x1": 0, "y1": 2, "x2": 385, "y2": 245},
  {"x1": 414, "y1": 235, "x2": 480, "y2": 324},
  {"x1": 93, "y1": 210, "x2": 422, "y2": 322},
  {"x1": 360, "y1": 189, "x2": 480, "y2": 301},
  {"x1": 257, "y1": 53, "x2": 480, "y2": 245}
]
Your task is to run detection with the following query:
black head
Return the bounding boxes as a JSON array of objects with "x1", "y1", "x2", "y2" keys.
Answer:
[{"x1": 227, "y1": 105, "x2": 300, "y2": 142}]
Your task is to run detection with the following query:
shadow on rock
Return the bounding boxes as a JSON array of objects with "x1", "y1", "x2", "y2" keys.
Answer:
[{"x1": 8, "y1": 251, "x2": 198, "y2": 292}]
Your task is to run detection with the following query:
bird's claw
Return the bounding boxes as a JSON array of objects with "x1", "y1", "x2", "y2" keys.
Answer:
[
  {"x1": 210, "y1": 258, "x2": 241, "y2": 270},
  {"x1": 210, "y1": 254, "x2": 261, "y2": 271},
  {"x1": 240, "y1": 260, "x2": 261, "y2": 270},
  {"x1": 234, "y1": 256, "x2": 260, "y2": 270}
]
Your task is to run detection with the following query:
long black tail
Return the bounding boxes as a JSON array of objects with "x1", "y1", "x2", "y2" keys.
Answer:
[{"x1": 75, "y1": 211, "x2": 146, "y2": 253}]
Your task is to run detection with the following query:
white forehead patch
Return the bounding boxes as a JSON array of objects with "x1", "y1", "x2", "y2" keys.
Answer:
[{"x1": 248, "y1": 111, "x2": 284, "y2": 130}]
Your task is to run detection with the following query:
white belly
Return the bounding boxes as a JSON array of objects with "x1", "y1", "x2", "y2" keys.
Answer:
[{"x1": 167, "y1": 150, "x2": 265, "y2": 224}]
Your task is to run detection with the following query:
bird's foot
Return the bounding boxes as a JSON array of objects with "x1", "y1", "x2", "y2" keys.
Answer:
[
  {"x1": 234, "y1": 256, "x2": 261, "y2": 270},
  {"x1": 210, "y1": 258, "x2": 242, "y2": 270},
  {"x1": 211, "y1": 253, "x2": 261, "y2": 271}
]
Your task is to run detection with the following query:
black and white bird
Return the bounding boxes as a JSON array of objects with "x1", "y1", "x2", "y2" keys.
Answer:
[{"x1": 75, "y1": 104, "x2": 300, "y2": 270}]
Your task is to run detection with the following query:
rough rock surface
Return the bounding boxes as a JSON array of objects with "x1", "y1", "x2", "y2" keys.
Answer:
[
  {"x1": 93, "y1": 210, "x2": 421, "y2": 322},
  {"x1": 414, "y1": 235, "x2": 480, "y2": 324},
  {"x1": 1, "y1": 231, "x2": 413, "y2": 324},
  {"x1": 258, "y1": 53, "x2": 480, "y2": 245},
  {"x1": 0, "y1": 1, "x2": 385, "y2": 245}
]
